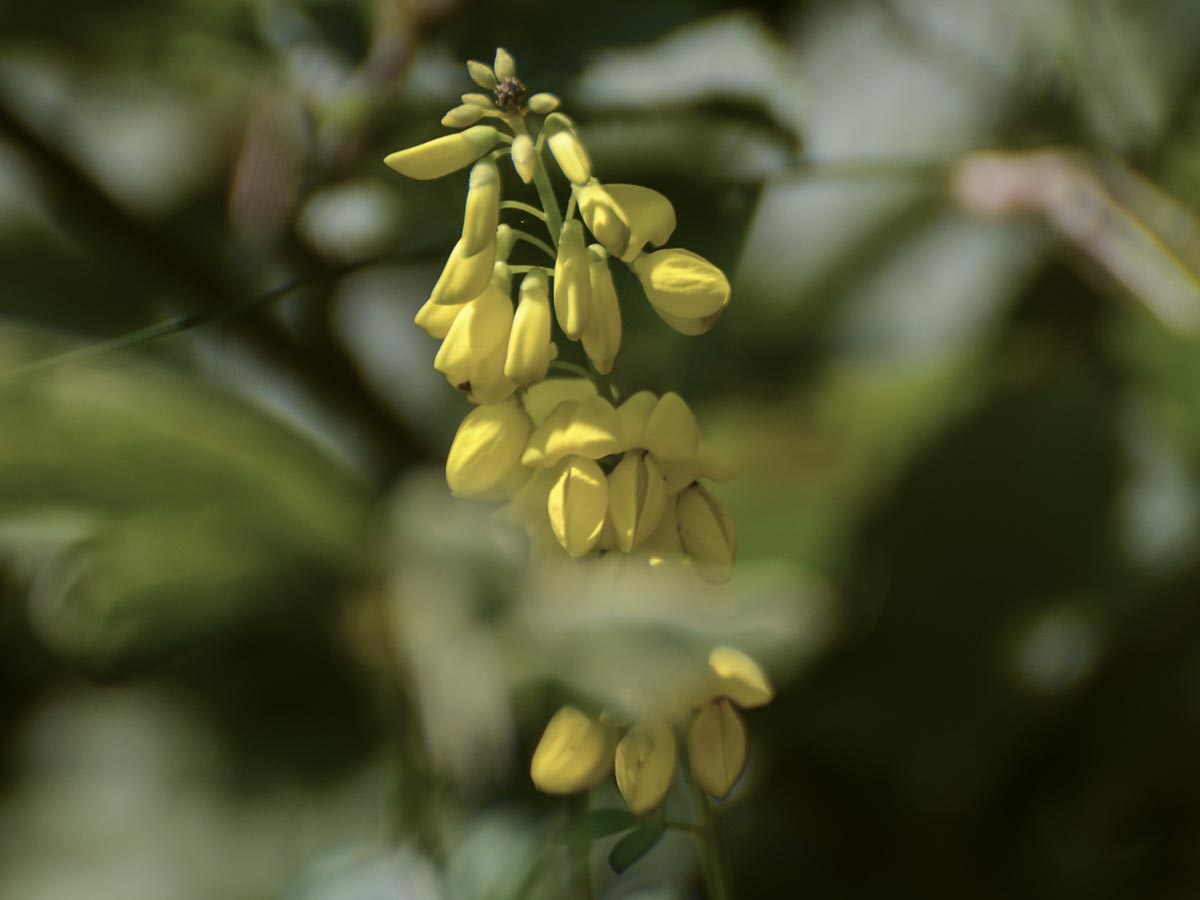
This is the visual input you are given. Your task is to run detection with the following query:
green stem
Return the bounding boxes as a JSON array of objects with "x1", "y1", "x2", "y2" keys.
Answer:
[
  {"x1": 500, "y1": 200, "x2": 548, "y2": 221},
  {"x1": 508, "y1": 229, "x2": 557, "y2": 261},
  {"x1": 565, "y1": 795, "x2": 595, "y2": 900},
  {"x1": 682, "y1": 762, "x2": 735, "y2": 900},
  {"x1": 512, "y1": 116, "x2": 563, "y2": 246}
]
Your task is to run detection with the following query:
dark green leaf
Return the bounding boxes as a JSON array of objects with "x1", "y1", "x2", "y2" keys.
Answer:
[
  {"x1": 558, "y1": 809, "x2": 639, "y2": 846},
  {"x1": 607, "y1": 821, "x2": 666, "y2": 874}
]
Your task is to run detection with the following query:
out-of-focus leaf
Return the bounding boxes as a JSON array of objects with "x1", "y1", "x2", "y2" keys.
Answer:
[
  {"x1": 0, "y1": 325, "x2": 368, "y2": 669},
  {"x1": 607, "y1": 820, "x2": 666, "y2": 874},
  {"x1": 558, "y1": 808, "x2": 639, "y2": 845}
]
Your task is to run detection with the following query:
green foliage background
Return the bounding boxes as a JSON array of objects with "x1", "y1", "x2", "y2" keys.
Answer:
[{"x1": 3, "y1": 1, "x2": 1200, "y2": 898}]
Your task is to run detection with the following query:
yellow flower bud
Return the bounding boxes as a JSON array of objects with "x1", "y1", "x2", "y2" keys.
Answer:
[
  {"x1": 527, "y1": 92, "x2": 561, "y2": 114},
  {"x1": 640, "y1": 495, "x2": 682, "y2": 564},
  {"x1": 687, "y1": 698, "x2": 746, "y2": 799},
  {"x1": 433, "y1": 273, "x2": 512, "y2": 388},
  {"x1": 441, "y1": 104, "x2": 486, "y2": 128},
  {"x1": 511, "y1": 134, "x2": 537, "y2": 184},
  {"x1": 604, "y1": 184, "x2": 677, "y2": 262},
  {"x1": 530, "y1": 705, "x2": 612, "y2": 795},
  {"x1": 461, "y1": 92, "x2": 494, "y2": 107},
  {"x1": 656, "y1": 442, "x2": 741, "y2": 494},
  {"x1": 544, "y1": 114, "x2": 592, "y2": 186},
  {"x1": 615, "y1": 720, "x2": 677, "y2": 816},
  {"x1": 582, "y1": 245, "x2": 622, "y2": 375},
  {"x1": 547, "y1": 456, "x2": 609, "y2": 557},
  {"x1": 615, "y1": 391, "x2": 658, "y2": 451},
  {"x1": 522, "y1": 395, "x2": 622, "y2": 467},
  {"x1": 676, "y1": 484, "x2": 736, "y2": 584},
  {"x1": 708, "y1": 647, "x2": 774, "y2": 708},
  {"x1": 651, "y1": 307, "x2": 725, "y2": 336},
  {"x1": 445, "y1": 399, "x2": 531, "y2": 497},
  {"x1": 576, "y1": 183, "x2": 631, "y2": 259},
  {"x1": 631, "y1": 248, "x2": 730, "y2": 321},
  {"x1": 495, "y1": 224, "x2": 517, "y2": 261},
  {"x1": 467, "y1": 61, "x2": 497, "y2": 89},
  {"x1": 461, "y1": 158, "x2": 501, "y2": 255},
  {"x1": 643, "y1": 392, "x2": 700, "y2": 461},
  {"x1": 466, "y1": 336, "x2": 518, "y2": 404},
  {"x1": 429, "y1": 236, "x2": 496, "y2": 306},
  {"x1": 522, "y1": 377, "x2": 597, "y2": 424},
  {"x1": 384, "y1": 125, "x2": 500, "y2": 181},
  {"x1": 414, "y1": 297, "x2": 465, "y2": 340},
  {"x1": 494, "y1": 47, "x2": 517, "y2": 80},
  {"x1": 553, "y1": 219, "x2": 592, "y2": 340},
  {"x1": 505, "y1": 269, "x2": 553, "y2": 385},
  {"x1": 606, "y1": 451, "x2": 667, "y2": 553}
]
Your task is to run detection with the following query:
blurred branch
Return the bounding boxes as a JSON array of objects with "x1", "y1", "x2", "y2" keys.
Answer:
[
  {"x1": 0, "y1": 98, "x2": 425, "y2": 481},
  {"x1": 1, "y1": 256, "x2": 385, "y2": 378}
]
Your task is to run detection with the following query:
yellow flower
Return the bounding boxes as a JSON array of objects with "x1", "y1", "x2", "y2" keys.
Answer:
[
  {"x1": 429, "y1": 237, "x2": 496, "y2": 307},
  {"x1": 522, "y1": 377, "x2": 597, "y2": 424},
  {"x1": 433, "y1": 268, "x2": 512, "y2": 389},
  {"x1": 531, "y1": 706, "x2": 613, "y2": 794},
  {"x1": 687, "y1": 698, "x2": 746, "y2": 799},
  {"x1": 547, "y1": 456, "x2": 609, "y2": 557},
  {"x1": 445, "y1": 399, "x2": 531, "y2": 497},
  {"x1": 522, "y1": 395, "x2": 622, "y2": 467},
  {"x1": 466, "y1": 60, "x2": 497, "y2": 90},
  {"x1": 494, "y1": 47, "x2": 517, "y2": 80},
  {"x1": 511, "y1": 134, "x2": 536, "y2": 184},
  {"x1": 441, "y1": 104, "x2": 486, "y2": 128},
  {"x1": 706, "y1": 646, "x2": 774, "y2": 709},
  {"x1": 504, "y1": 269, "x2": 553, "y2": 386},
  {"x1": 384, "y1": 125, "x2": 501, "y2": 181},
  {"x1": 553, "y1": 220, "x2": 591, "y2": 340},
  {"x1": 544, "y1": 114, "x2": 593, "y2": 185},
  {"x1": 413, "y1": 297, "x2": 465, "y2": 340},
  {"x1": 606, "y1": 451, "x2": 667, "y2": 553},
  {"x1": 676, "y1": 483, "x2": 736, "y2": 583},
  {"x1": 604, "y1": 184, "x2": 677, "y2": 263},
  {"x1": 630, "y1": 249, "x2": 730, "y2": 333},
  {"x1": 655, "y1": 442, "x2": 741, "y2": 494},
  {"x1": 527, "y1": 92, "x2": 561, "y2": 114},
  {"x1": 575, "y1": 182, "x2": 631, "y2": 259},
  {"x1": 642, "y1": 392, "x2": 701, "y2": 461},
  {"x1": 461, "y1": 157, "x2": 501, "y2": 255},
  {"x1": 614, "y1": 720, "x2": 677, "y2": 816},
  {"x1": 582, "y1": 245, "x2": 622, "y2": 375}
]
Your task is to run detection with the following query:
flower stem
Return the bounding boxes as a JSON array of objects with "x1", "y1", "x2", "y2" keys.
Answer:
[
  {"x1": 682, "y1": 761, "x2": 735, "y2": 900},
  {"x1": 508, "y1": 229, "x2": 557, "y2": 261},
  {"x1": 565, "y1": 794, "x2": 595, "y2": 900},
  {"x1": 512, "y1": 116, "x2": 563, "y2": 247},
  {"x1": 500, "y1": 199, "x2": 548, "y2": 221}
]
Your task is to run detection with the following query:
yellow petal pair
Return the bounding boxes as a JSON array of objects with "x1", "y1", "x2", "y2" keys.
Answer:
[
  {"x1": 522, "y1": 395, "x2": 622, "y2": 467},
  {"x1": 687, "y1": 698, "x2": 746, "y2": 799},
  {"x1": 575, "y1": 182, "x2": 631, "y2": 259},
  {"x1": 606, "y1": 451, "x2": 667, "y2": 553},
  {"x1": 547, "y1": 456, "x2": 609, "y2": 557}
]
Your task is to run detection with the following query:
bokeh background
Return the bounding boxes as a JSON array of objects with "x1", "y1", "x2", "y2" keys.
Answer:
[{"x1": 4, "y1": 0, "x2": 1200, "y2": 898}]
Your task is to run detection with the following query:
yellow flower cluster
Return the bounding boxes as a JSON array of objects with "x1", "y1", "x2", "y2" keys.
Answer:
[
  {"x1": 383, "y1": 49, "x2": 767, "y2": 811},
  {"x1": 530, "y1": 647, "x2": 774, "y2": 814},
  {"x1": 384, "y1": 49, "x2": 739, "y2": 581}
]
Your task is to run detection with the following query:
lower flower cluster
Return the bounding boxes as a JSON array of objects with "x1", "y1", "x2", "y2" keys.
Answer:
[
  {"x1": 445, "y1": 378, "x2": 738, "y2": 581},
  {"x1": 530, "y1": 647, "x2": 774, "y2": 814}
]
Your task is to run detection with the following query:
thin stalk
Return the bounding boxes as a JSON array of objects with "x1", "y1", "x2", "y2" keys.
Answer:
[
  {"x1": 681, "y1": 759, "x2": 735, "y2": 900},
  {"x1": 509, "y1": 229, "x2": 557, "y2": 261},
  {"x1": 508, "y1": 264, "x2": 555, "y2": 275},
  {"x1": 565, "y1": 795, "x2": 595, "y2": 900},
  {"x1": 512, "y1": 116, "x2": 564, "y2": 246},
  {"x1": 501, "y1": 200, "x2": 548, "y2": 221}
]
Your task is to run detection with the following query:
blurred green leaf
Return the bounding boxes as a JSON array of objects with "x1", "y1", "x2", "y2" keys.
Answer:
[
  {"x1": 607, "y1": 820, "x2": 665, "y2": 874},
  {"x1": 558, "y1": 808, "x2": 639, "y2": 846}
]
